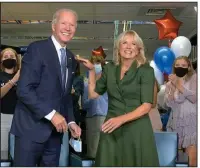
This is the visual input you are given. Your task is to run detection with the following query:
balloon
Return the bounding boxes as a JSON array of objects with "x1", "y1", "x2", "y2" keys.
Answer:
[
  {"x1": 154, "y1": 46, "x2": 175, "y2": 75},
  {"x1": 154, "y1": 10, "x2": 182, "y2": 40},
  {"x1": 157, "y1": 85, "x2": 167, "y2": 109},
  {"x1": 150, "y1": 60, "x2": 164, "y2": 85},
  {"x1": 170, "y1": 36, "x2": 192, "y2": 58}
]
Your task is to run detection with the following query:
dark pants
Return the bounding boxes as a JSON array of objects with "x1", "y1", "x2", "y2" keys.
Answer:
[
  {"x1": 14, "y1": 130, "x2": 62, "y2": 167},
  {"x1": 85, "y1": 116, "x2": 106, "y2": 158}
]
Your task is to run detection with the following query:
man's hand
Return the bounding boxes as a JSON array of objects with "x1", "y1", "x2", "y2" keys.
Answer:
[
  {"x1": 69, "y1": 123, "x2": 81, "y2": 138},
  {"x1": 51, "y1": 112, "x2": 68, "y2": 133},
  {"x1": 71, "y1": 88, "x2": 75, "y2": 94}
]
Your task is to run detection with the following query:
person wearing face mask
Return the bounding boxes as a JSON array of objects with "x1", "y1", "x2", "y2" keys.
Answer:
[
  {"x1": 77, "y1": 31, "x2": 159, "y2": 166},
  {"x1": 82, "y1": 46, "x2": 108, "y2": 159},
  {"x1": 164, "y1": 56, "x2": 197, "y2": 167},
  {"x1": 0, "y1": 48, "x2": 20, "y2": 160}
]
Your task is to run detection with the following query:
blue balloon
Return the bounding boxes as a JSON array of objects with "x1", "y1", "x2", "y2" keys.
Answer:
[{"x1": 154, "y1": 46, "x2": 175, "y2": 75}]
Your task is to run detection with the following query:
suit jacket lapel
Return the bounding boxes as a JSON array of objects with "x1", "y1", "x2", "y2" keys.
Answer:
[{"x1": 47, "y1": 38, "x2": 62, "y2": 87}]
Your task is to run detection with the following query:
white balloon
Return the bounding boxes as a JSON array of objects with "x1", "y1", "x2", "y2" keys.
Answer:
[
  {"x1": 171, "y1": 36, "x2": 192, "y2": 58},
  {"x1": 150, "y1": 60, "x2": 164, "y2": 85},
  {"x1": 157, "y1": 85, "x2": 167, "y2": 109}
]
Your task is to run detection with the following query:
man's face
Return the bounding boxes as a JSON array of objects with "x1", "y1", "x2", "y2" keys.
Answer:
[{"x1": 52, "y1": 11, "x2": 77, "y2": 46}]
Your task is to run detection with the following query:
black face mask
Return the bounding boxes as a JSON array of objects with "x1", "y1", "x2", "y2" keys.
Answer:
[
  {"x1": 2, "y1": 59, "x2": 17, "y2": 69},
  {"x1": 174, "y1": 67, "x2": 189, "y2": 77}
]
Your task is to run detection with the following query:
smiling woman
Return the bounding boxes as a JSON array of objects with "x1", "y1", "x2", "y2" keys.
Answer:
[{"x1": 77, "y1": 30, "x2": 159, "y2": 167}]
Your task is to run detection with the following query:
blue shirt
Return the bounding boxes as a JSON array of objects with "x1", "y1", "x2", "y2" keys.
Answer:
[{"x1": 82, "y1": 78, "x2": 108, "y2": 117}]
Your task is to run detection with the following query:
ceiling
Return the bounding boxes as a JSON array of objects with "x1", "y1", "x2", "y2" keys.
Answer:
[{"x1": 1, "y1": 2, "x2": 197, "y2": 61}]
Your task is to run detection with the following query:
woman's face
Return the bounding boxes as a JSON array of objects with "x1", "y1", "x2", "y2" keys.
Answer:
[
  {"x1": 174, "y1": 59, "x2": 189, "y2": 68},
  {"x1": 1, "y1": 50, "x2": 16, "y2": 62},
  {"x1": 119, "y1": 34, "x2": 139, "y2": 60}
]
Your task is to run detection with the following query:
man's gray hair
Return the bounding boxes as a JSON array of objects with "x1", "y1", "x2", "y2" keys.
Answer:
[{"x1": 52, "y1": 8, "x2": 78, "y2": 26}]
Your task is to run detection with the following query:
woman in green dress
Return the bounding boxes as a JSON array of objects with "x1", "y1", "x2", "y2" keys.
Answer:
[{"x1": 76, "y1": 30, "x2": 159, "y2": 166}]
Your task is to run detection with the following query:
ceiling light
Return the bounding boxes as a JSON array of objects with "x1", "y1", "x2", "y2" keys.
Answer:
[{"x1": 194, "y1": 6, "x2": 197, "y2": 12}]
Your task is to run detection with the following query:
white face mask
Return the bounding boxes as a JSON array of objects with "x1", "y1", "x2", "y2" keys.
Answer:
[{"x1": 69, "y1": 138, "x2": 82, "y2": 152}]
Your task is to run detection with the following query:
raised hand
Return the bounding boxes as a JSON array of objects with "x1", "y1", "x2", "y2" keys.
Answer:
[
  {"x1": 75, "y1": 55, "x2": 94, "y2": 70},
  {"x1": 12, "y1": 70, "x2": 20, "y2": 83},
  {"x1": 168, "y1": 74, "x2": 177, "y2": 85}
]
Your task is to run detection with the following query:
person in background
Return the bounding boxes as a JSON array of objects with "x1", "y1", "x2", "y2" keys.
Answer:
[
  {"x1": 71, "y1": 62, "x2": 84, "y2": 124},
  {"x1": 0, "y1": 48, "x2": 20, "y2": 159},
  {"x1": 82, "y1": 46, "x2": 108, "y2": 159},
  {"x1": 148, "y1": 79, "x2": 163, "y2": 131},
  {"x1": 157, "y1": 83, "x2": 171, "y2": 131},
  {"x1": 164, "y1": 56, "x2": 197, "y2": 167},
  {"x1": 10, "y1": 8, "x2": 81, "y2": 166},
  {"x1": 77, "y1": 30, "x2": 159, "y2": 166}
]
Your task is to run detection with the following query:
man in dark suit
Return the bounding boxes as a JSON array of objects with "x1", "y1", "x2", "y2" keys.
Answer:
[{"x1": 10, "y1": 8, "x2": 81, "y2": 166}]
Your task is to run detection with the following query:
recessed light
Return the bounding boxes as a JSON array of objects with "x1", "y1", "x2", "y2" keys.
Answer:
[{"x1": 194, "y1": 6, "x2": 197, "y2": 12}]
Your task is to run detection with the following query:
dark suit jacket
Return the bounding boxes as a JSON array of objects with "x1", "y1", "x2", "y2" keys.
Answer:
[
  {"x1": 72, "y1": 75, "x2": 84, "y2": 123},
  {"x1": 10, "y1": 37, "x2": 77, "y2": 143}
]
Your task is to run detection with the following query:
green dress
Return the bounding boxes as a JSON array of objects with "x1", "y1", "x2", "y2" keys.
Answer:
[{"x1": 94, "y1": 61, "x2": 159, "y2": 166}]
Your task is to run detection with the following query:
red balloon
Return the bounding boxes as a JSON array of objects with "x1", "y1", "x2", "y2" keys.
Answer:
[{"x1": 154, "y1": 10, "x2": 182, "y2": 40}]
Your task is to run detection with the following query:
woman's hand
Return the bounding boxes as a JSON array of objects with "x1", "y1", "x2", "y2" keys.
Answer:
[
  {"x1": 102, "y1": 116, "x2": 125, "y2": 133},
  {"x1": 175, "y1": 78, "x2": 184, "y2": 93},
  {"x1": 168, "y1": 74, "x2": 184, "y2": 92},
  {"x1": 176, "y1": 77, "x2": 184, "y2": 87},
  {"x1": 75, "y1": 55, "x2": 94, "y2": 70},
  {"x1": 12, "y1": 70, "x2": 20, "y2": 83},
  {"x1": 168, "y1": 74, "x2": 177, "y2": 85}
]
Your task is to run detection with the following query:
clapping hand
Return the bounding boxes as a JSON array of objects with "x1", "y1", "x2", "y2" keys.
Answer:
[
  {"x1": 168, "y1": 74, "x2": 177, "y2": 85},
  {"x1": 168, "y1": 74, "x2": 183, "y2": 88},
  {"x1": 12, "y1": 70, "x2": 20, "y2": 84}
]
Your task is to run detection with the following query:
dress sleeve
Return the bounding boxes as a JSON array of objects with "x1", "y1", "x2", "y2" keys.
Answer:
[
  {"x1": 173, "y1": 89, "x2": 185, "y2": 103},
  {"x1": 94, "y1": 64, "x2": 108, "y2": 95},
  {"x1": 140, "y1": 65, "x2": 155, "y2": 104},
  {"x1": 182, "y1": 73, "x2": 197, "y2": 103}
]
